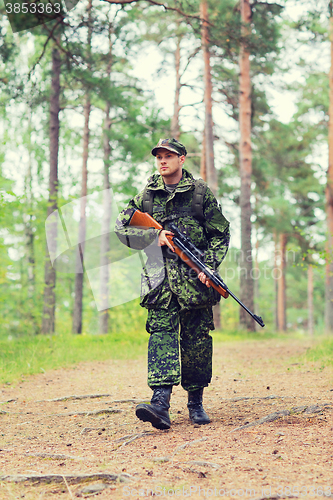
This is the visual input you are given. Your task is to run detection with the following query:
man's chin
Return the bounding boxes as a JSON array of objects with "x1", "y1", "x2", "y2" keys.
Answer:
[{"x1": 160, "y1": 172, "x2": 172, "y2": 179}]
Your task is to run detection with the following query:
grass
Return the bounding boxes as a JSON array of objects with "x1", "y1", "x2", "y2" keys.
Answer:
[
  {"x1": 212, "y1": 328, "x2": 290, "y2": 343},
  {"x1": 303, "y1": 337, "x2": 333, "y2": 368},
  {"x1": 1, "y1": 325, "x2": 330, "y2": 386},
  {"x1": 0, "y1": 329, "x2": 149, "y2": 385}
]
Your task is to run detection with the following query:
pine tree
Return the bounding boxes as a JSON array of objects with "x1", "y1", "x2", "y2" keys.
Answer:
[
  {"x1": 41, "y1": 41, "x2": 61, "y2": 334},
  {"x1": 72, "y1": 0, "x2": 93, "y2": 334}
]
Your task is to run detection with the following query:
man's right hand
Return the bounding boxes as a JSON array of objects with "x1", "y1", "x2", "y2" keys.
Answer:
[{"x1": 158, "y1": 230, "x2": 175, "y2": 252}]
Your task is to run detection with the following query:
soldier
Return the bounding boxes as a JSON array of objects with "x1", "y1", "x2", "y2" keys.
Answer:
[{"x1": 115, "y1": 138, "x2": 230, "y2": 430}]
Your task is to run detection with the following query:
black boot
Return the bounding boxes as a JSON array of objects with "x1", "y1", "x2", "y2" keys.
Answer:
[
  {"x1": 187, "y1": 388, "x2": 211, "y2": 425},
  {"x1": 136, "y1": 386, "x2": 172, "y2": 430}
]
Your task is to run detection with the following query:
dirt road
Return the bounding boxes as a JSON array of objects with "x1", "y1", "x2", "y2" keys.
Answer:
[{"x1": 0, "y1": 336, "x2": 332, "y2": 499}]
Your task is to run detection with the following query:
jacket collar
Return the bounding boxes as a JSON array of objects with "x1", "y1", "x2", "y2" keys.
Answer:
[{"x1": 146, "y1": 168, "x2": 195, "y2": 192}]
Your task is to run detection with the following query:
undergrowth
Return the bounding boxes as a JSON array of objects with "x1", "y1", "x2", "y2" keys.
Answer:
[
  {"x1": 0, "y1": 329, "x2": 148, "y2": 385},
  {"x1": 303, "y1": 338, "x2": 333, "y2": 368},
  {"x1": 0, "y1": 325, "x2": 309, "y2": 386}
]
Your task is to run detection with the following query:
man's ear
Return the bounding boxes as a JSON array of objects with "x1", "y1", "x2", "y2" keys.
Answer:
[{"x1": 179, "y1": 155, "x2": 186, "y2": 165}]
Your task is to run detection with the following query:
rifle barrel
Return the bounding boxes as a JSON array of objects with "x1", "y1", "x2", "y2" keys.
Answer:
[
  {"x1": 129, "y1": 215, "x2": 265, "y2": 329},
  {"x1": 172, "y1": 233, "x2": 265, "y2": 328}
]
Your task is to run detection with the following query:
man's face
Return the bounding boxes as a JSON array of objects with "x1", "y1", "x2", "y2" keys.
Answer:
[{"x1": 155, "y1": 148, "x2": 185, "y2": 182}]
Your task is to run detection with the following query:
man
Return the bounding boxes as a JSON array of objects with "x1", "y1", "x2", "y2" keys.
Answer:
[{"x1": 115, "y1": 138, "x2": 230, "y2": 430}]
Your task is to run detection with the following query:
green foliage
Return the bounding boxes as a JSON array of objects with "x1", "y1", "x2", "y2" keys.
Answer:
[
  {"x1": 253, "y1": 118, "x2": 324, "y2": 235},
  {"x1": 303, "y1": 339, "x2": 333, "y2": 367},
  {"x1": 290, "y1": 5, "x2": 329, "y2": 42},
  {"x1": 211, "y1": 0, "x2": 283, "y2": 109},
  {"x1": 0, "y1": 327, "x2": 148, "y2": 386},
  {"x1": 249, "y1": 2, "x2": 284, "y2": 63},
  {"x1": 293, "y1": 72, "x2": 328, "y2": 138}
]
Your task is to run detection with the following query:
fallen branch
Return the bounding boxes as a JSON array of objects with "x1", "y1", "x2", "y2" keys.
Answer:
[
  {"x1": 185, "y1": 460, "x2": 220, "y2": 469},
  {"x1": 251, "y1": 497, "x2": 282, "y2": 500},
  {"x1": 171, "y1": 437, "x2": 208, "y2": 459},
  {"x1": 114, "y1": 431, "x2": 154, "y2": 444},
  {"x1": 2, "y1": 408, "x2": 121, "y2": 417},
  {"x1": 51, "y1": 408, "x2": 122, "y2": 417},
  {"x1": 38, "y1": 394, "x2": 112, "y2": 403},
  {"x1": 0, "y1": 450, "x2": 84, "y2": 460},
  {"x1": 231, "y1": 404, "x2": 333, "y2": 432},
  {"x1": 76, "y1": 483, "x2": 110, "y2": 497},
  {"x1": 117, "y1": 432, "x2": 155, "y2": 449},
  {"x1": 80, "y1": 427, "x2": 108, "y2": 435},
  {"x1": 152, "y1": 456, "x2": 170, "y2": 463},
  {"x1": 37, "y1": 395, "x2": 149, "y2": 405},
  {"x1": 113, "y1": 399, "x2": 149, "y2": 404},
  {"x1": 222, "y1": 395, "x2": 281, "y2": 403},
  {"x1": 0, "y1": 472, "x2": 132, "y2": 485},
  {"x1": 23, "y1": 452, "x2": 83, "y2": 460},
  {"x1": 151, "y1": 437, "x2": 209, "y2": 464}
]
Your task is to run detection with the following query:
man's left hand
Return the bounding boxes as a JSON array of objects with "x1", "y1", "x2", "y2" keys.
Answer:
[{"x1": 198, "y1": 272, "x2": 211, "y2": 287}]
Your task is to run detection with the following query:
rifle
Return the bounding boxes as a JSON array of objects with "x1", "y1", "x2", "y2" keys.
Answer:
[{"x1": 129, "y1": 209, "x2": 265, "y2": 328}]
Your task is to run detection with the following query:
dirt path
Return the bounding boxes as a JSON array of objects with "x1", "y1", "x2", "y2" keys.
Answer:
[{"x1": 0, "y1": 336, "x2": 332, "y2": 499}]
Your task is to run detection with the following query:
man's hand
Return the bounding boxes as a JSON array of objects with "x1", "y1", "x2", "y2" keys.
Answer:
[
  {"x1": 158, "y1": 230, "x2": 175, "y2": 252},
  {"x1": 198, "y1": 272, "x2": 211, "y2": 287}
]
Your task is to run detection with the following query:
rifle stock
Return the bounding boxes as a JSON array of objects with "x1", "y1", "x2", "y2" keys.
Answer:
[{"x1": 129, "y1": 209, "x2": 229, "y2": 299}]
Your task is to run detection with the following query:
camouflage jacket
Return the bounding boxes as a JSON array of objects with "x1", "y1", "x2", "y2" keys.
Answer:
[{"x1": 115, "y1": 168, "x2": 230, "y2": 310}]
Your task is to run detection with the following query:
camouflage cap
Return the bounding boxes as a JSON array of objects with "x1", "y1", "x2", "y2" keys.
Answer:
[{"x1": 151, "y1": 138, "x2": 187, "y2": 157}]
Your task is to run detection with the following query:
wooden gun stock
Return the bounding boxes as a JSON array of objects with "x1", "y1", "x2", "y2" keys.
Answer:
[{"x1": 129, "y1": 209, "x2": 229, "y2": 299}]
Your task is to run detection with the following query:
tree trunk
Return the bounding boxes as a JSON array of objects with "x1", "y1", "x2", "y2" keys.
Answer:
[
  {"x1": 254, "y1": 229, "x2": 260, "y2": 331},
  {"x1": 99, "y1": 129, "x2": 112, "y2": 333},
  {"x1": 24, "y1": 111, "x2": 38, "y2": 333},
  {"x1": 273, "y1": 230, "x2": 279, "y2": 331},
  {"x1": 25, "y1": 110, "x2": 35, "y2": 300},
  {"x1": 99, "y1": 127, "x2": 112, "y2": 333},
  {"x1": 72, "y1": 93, "x2": 91, "y2": 334},
  {"x1": 171, "y1": 35, "x2": 181, "y2": 140},
  {"x1": 308, "y1": 264, "x2": 314, "y2": 336},
  {"x1": 72, "y1": 0, "x2": 92, "y2": 334},
  {"x1": 41, "y1": 45, "x2": 60, "y2": 335},
  {"x1": 277, "y1": 233, "x2": 287, "y2": 332},
  {"x1": 98, "y1": 19, "x2": 114, "y2": 334},
  {"x1": 200, "y1": 126, "x2": 206, "y2": 180},
  {"x1": 200, "y1": 0, "x2": 220, "y2": 328},
  {"x1": 200, "y1": 0, "x2": 218, "y2": 196},
  {"x1": 239, "y1": 0, "x2": 255, "y2": 331},
  {"x1": 326, "y1": 12, "x2": 333, "y2": 334}
]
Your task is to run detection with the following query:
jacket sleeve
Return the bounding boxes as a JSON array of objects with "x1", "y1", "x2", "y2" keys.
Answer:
[
  {"x1": 202, "y1": 187, "x2": 230, "y2": 270},
  {"x1": 114, "y1": 192, "x2": 161, "y2": 250}
]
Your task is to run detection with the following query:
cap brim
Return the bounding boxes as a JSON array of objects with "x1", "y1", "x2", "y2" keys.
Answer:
[{"x1": 151, "y1": 145, "x2": 180, "y2": 156}]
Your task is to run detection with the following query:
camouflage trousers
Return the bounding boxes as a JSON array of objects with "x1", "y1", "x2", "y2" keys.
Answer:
[{"x1": 146, "y1": 295, "x2": 214, "y2": 392}]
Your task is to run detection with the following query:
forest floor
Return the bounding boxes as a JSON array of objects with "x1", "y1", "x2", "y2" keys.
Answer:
[{"x1": 0, "y1": 335, "x2": 333, "y2": 500}]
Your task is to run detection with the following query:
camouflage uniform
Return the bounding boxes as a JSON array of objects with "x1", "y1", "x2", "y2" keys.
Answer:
[{"x1": 115, "y1": 167, "x2": 230, "y2": 392}]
